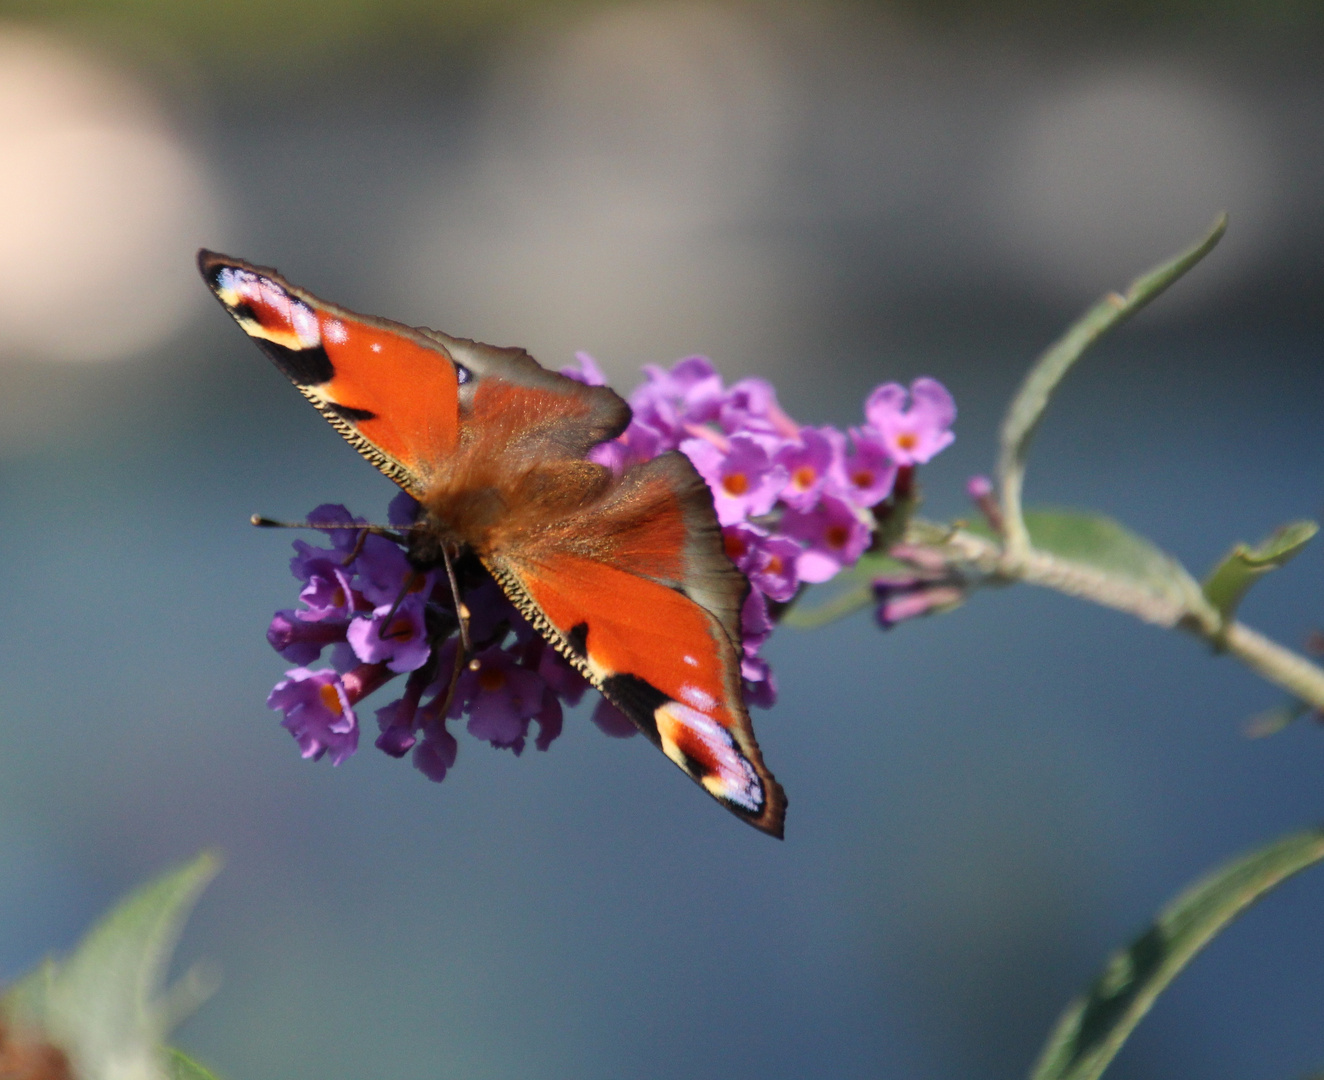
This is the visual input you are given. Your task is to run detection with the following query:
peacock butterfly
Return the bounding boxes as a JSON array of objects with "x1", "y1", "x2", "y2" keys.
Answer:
[{"x1": 199, "y1": 251, "x2": 787, "y2": 838}]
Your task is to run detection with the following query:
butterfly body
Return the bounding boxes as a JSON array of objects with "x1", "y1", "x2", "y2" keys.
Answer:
[{"x1": 200, "y1": 250, "x2": 786, "y2": 837}]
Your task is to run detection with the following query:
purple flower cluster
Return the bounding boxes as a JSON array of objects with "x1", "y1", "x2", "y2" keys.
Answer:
[
  {"x1": 265, "y1": 354, "x2": 956, "y2": 780},
  {"x1": 266, "y1": 494, "x2": 584, "y2": 779}
]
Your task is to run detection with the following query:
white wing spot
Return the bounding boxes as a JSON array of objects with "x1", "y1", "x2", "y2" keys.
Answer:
[
  {"x1": 682, "y1": 654, "x2": 699, "y2": 667},
  {"x1": 662, "y1": 701, "x2": 724, "y2": 740},
  {"x1": 323, "y1": 318, "x2": 348, "y2": 344},
  {"x1": 678, "y1": 684, "x2": 716, "y2": 712},
  {"x1": 289, "y1": 299, "x2": 320, "y2": 347},
  {"x1": 370, "y1": 342, "x2": 383, "y2": 353}
]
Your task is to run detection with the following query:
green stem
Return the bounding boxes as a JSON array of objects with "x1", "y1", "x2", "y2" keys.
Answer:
[
  {"x1": 1220, "y1": 622, "x2": 1324, "y2": 714},
  {"x1": 924, "y1": 523, "x2": 1324, "y2": 713}
]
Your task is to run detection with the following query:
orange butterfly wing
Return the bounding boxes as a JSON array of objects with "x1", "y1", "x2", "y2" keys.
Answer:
[
  {"x1": 200, "y1": 251, "x2": 786, "y2": 837},
  {"x1": 489, "y1": 453, "x2": 786, "y2": 836},
  {"x1": 199, "y1": 251, "x2": 628, "y2": 488},
  {"x1": 199, "y1": 250, "x2": 463, "y2": 494}
]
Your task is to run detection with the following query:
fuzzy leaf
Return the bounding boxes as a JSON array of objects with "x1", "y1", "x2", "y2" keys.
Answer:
[
  {"x1": 1030, "y1": 828, "x2": 1324, "y2": 1080},
  {"x1": 2, "y1": 852, "x2": 220, "y2": 1080},
  {"x1": 1203, "y1": 520, "x2": 1318, "y2": 623},
  {"x1": 1020, "y1": 510, "x2": 1203, "y2": 619}
]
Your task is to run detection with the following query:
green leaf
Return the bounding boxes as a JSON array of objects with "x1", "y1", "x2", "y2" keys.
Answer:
[
  {"x1": 167, "y1": 1046, "x2": 224, "y2": 1080},
  {"x1": 996, "y1": 215, "x2": 1227, "y2": 555},
  {"x1": 1202, "y1": 520, "x2": 1319, "y2": 623},
  {"x1": 1030, "y1": 828, "x2": 1324, "y2": 1080},
  {"x1": 3, "y1": 852, "x2": 221, "y2": 1080},
  {"x1": 1020, "y1": 509, "x2": 1204, "y2": 622}
]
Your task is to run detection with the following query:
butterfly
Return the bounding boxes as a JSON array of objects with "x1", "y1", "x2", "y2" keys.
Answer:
[{"x1": 199, "y1": 251, "x2": 787, "y2": 837}]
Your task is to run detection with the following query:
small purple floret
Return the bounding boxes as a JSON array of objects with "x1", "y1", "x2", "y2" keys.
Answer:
[
  {"x1": 874, "y1": 583, "x2": 966, "y2": 628},
  {"x1": 375, "y1": 696, "x2": 419, "y2": 757},
  {"x1": 534, "y1": 689, "x2": 564, "y2": 752},
  {"x1": 865, "y1": 377, "x2": 956, "y2": 466},
  {"x1": 724, "y1": 523, "x2": 800, "y2": 604},
  {"x1": 306, "y1": 504, "x2": 367, "y2": 554},
  {"x1": 413, "y1": 718, "x2": 459, "y2": 782},
  {"x1": 740, "y1": 589, "x2": 773, "y2": 655},
  {"x1": 682, "y1": 432, "x2": 787, "y2": 527},
  {"x1": 836, "y1": 428, "x2": 899, "y2": 508},
  {"x1": 456, "y1": 647, "x2": 552, "y2": 754},
  {"x1": 268, "y1": 610, "x2": 351, "y2": 665},
  {"x1": 720, "y1": 377, "x2": 788, "y2": 436},
  {"x1": 268, "y1": 668, "x2": 359, "y2": 765},
  {"x1": 775, "y1": 427, "x2": 836, "y2": 511},
  {"x1": 352, "y1": 534, "x2": 416, "y2": 606},
  {"x1": 295, "y1": 560, "x2": 357, "y2": 621},
  {"x1": 347, "y1": 595, "x2": 432, "y2": 673},
  {"x1": 631, "y1": 356, "x2": 724, "y2": 439},
  {"x1": 741, "y1": 655, "x2": 778, "y2": 708},
  {"x1": 781, "y1": 494, "x2": 872, "y2": 584}
]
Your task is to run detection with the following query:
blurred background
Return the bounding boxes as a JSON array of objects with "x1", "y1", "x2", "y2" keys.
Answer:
[{"x1": 0, "y1": 1, "x2": 1322, "y2": 1077}]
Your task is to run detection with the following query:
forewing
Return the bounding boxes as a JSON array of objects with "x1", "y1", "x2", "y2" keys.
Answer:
[
  {"x1": 200, "y1": 250, "x2": 463, "y2": 494},
  {"x1": 200, "y1": 250, "x2": 631, "y2": 493},
  {"x1": 488, "y1": 453, "x2": 786, "y2": 837}
]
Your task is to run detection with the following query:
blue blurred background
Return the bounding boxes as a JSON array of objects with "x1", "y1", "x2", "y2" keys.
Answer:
[{"x1": 0, "y1": 2, "x2": 1322, "y2": 1077}]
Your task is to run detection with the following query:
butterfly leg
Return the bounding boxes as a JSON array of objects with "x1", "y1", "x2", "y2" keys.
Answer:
[
  {"x1": 376, "y1": 571, "x2": 423, "y2": 641},
  {"x1": 341, "y1": 527, "x2": 370, "y2": 567},
  {"x1": 430, "y1": 543, "x2": 473, "y2": 720},
  {"x1": 440, "y1": 544, "x2": 473, "y2": 657},
  {"x1": 432, "y1": 630, "x2": 467, "y2": 721}
]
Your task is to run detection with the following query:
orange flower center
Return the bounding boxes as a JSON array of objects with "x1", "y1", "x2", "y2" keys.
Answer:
[
  {"x1": 896, "y1": 431, "x2": 918, "y2": 451},
  {"x1": 851, "y1": 469, "x2": 873, "y2": 488},
  {"x1": 318, "y1": 683, "x2": 344, "y2": 715},
  {"x1": 478, "y1": 666, "x2": 507, "y2": 693},
  {"x1": 723, "y1": 472, "x2": 750, "y2": 496},
  {"x1": 792, "y1": 465, "x2": 816, "y2": 490},
  {"x1": 826, "y1": 524, "x2": 850, "y2": 550},
  {"x1": 724, "y1": 533, "x2": 748, "y2": 560},
  {"x1": 766, "y1": 554, "x2": 784, "y2": 574}
]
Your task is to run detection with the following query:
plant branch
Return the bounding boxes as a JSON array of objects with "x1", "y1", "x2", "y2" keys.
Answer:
[
  {"x1": 1220, "y1": 622, "x2": 1324, "y2": 715},
  {"x1": 913, "y1": 519, "x2": 1324, "y2": 713}
]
